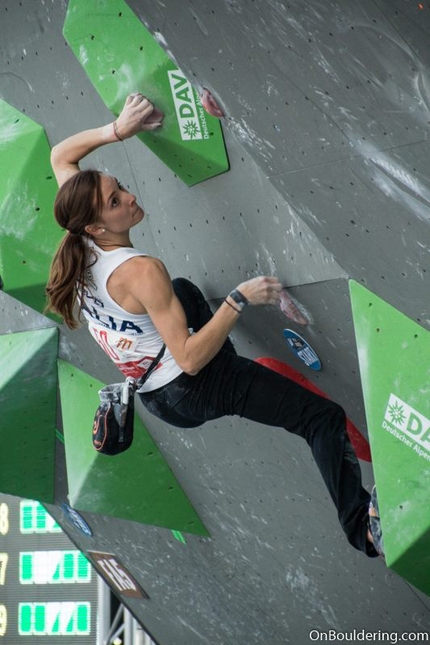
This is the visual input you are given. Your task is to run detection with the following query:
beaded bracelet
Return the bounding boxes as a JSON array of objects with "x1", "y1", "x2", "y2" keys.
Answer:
[
  {"x1": 113, "y1": 120, "x2": 123, "y2": 141},
  {"x1": 224, "y1": 298, "x2": 242, "y2": 314}
]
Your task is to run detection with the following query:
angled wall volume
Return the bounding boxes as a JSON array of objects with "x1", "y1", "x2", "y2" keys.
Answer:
[
  {"x1": 0, "y1": 328, "x2": 58, "y2": 503},
  {"x1": 0, "y1": 100, "x2": 63, "y2": 315},
  {"x1": 58, "y1": 360, "x2": 209, "y2": 536},
  {"x1": 350, "y1": 280, "x2": 430, "y2": 595},
  {"x1": 63, "y1": 0, "x2": 229, "y2": 186}
]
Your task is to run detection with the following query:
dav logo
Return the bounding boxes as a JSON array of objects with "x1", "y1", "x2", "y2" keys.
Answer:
[
  {"x1": 383, "y1": 393, "x2": 430, "y2": 461},
  {"x1": 168, "y1": 70, "x2": 209, "y2": 141}
]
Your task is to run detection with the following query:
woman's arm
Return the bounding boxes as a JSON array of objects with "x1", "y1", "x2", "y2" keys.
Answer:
[
  {"x1": 50, "y1": 94, "x2": 163, "y2": 186},
  {"x1": 124, "y1": 257, "x2": 282, "y2": 375}
]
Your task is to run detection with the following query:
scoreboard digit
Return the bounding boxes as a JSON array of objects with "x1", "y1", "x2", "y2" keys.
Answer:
[
  {"x1": 0, "y1": 503, "x2": 9, "y2": 536},
  {"x1": 0, "y1": 605, "x2": 7, "y2": 637}
]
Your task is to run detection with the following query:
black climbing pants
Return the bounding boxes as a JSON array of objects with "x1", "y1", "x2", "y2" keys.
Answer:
[{"x1": 139, "y1": 278, "x2": 376, "y2": 557}]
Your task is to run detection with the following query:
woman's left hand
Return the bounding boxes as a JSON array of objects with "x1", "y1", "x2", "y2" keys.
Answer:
[{"x1": 115, "y1": 93, "x2": 164, "y2": 139}]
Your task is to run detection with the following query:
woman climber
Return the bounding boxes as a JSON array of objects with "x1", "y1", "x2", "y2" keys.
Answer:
[{"x1": 46, "y1": 92, "x2": 383, "y2": 558}]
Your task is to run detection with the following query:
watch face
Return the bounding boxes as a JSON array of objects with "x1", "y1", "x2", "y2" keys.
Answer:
[{"x1": 230, "y1": 290, "x2": 247, "y2": 308}]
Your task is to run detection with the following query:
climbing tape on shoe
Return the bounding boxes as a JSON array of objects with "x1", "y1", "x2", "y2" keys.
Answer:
[{"x1": 368, "y1": 485, "x2": 385, "y2": 558}]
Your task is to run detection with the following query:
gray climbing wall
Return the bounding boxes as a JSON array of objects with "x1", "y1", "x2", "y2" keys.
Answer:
[{"x1": 1, "y1": 1, "x2": 429, "y2": 644}]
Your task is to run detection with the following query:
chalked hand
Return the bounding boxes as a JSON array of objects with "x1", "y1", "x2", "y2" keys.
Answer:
[{"x1": 114, "y1": 93, "x2": 164, "y2": 139}]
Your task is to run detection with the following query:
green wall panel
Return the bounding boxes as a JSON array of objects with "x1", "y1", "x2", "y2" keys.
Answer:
[
  {"x1": 63, "y1": 0, "x2": 229, "y2": 186},
  {"x1": 0, "y1": 100, "x2": 63, "y2": 314},
  {"x1": 0, "y1": 328, "x2": 58, "y2": 503},
  {"x1": 350, "y1": 280, "x2": 430, "y2": 595},
  {"x1": 58, "y1": 360, "x2": 209, "y2": 536}
]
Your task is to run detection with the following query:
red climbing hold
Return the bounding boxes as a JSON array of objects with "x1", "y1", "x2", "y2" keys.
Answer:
[
  {"x1": 200, "y1": 89, "x2": 224, "y2": 117},
  {"x1": 279, "y1": 289, "x2": 309, "y2": 325}
]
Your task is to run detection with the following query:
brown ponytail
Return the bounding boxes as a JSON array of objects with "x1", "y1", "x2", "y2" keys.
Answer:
[{"x1": 45, "y1": 170, "x2": 103, "y2": 328}]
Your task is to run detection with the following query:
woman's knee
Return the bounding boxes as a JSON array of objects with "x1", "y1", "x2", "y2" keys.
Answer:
[
  {"x1": 172, "y1": 277, "x2": 194, "y2": 297},
  {"x1": 302, "y1": 398, "x2": 347, "y2": 443},
  {"x1": 172, "y1": 277, "x2": 212, "y2": 330},
  {"x1": 329, "y1": 400, "x2": 346, "y2": 423},
  {"x1": 172, "y1": 277, "x2": 205, "y2": 307},
  {"x1": 318, "y1": 400, "x2": 347, "y2": 438}
]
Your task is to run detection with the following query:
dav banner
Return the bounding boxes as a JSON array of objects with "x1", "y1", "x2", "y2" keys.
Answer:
[
  {"x1": 168, "y1": 70, "x2": 210, "y2": 141},
  {"x1": 383, "y1": 393, "x2": 430, "y2": 461}
]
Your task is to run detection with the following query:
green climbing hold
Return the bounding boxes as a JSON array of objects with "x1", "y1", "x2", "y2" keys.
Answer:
[
  {"x1": 350, "y1": 280, "x2": 430, "y2": 595},
  {"x1": 0, "y1": 328, "x2": 58, "y2": 502},
  {"x1": 63, "y1": 0, "x2": 229, "y2": 186},
  {"x1": 58, "y1": 360, "x2": 209, "y2": 536},
  {"x1": 0, "y1": 100, "x2": 62, "y2": 315}
]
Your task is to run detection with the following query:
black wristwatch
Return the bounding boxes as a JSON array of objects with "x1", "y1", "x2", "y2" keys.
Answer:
[{"x1": 228, "y1": 288, "x2": 249, "y2": 312}]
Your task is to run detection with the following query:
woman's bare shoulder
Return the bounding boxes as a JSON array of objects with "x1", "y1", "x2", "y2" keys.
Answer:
[
  {"x1": 112, "y1": 255, "x2": 168, "y2": 287},
  {"x1": 121, "y1": 254, "x2": 165, "y2": 272}
]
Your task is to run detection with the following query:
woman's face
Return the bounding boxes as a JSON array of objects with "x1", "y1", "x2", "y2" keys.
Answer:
[{"x1": 97, "y1": 174, "x2": 144, "y2": 233}]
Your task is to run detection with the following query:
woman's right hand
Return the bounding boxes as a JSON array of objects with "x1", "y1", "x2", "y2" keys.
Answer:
[
  {"x1": 115, "y1": 93, "x2": 164, "y2": 139},
  {"x1": 236, "y1": 276, "x2": 282, "y2": 306}
]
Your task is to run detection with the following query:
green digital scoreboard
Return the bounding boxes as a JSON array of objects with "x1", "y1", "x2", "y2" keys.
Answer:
[{"x1": 0, "y1": 493, "x2": 98, "y2": 642}]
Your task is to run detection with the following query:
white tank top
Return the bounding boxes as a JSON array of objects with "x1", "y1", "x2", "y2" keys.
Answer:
[{"x1": 81, "y1": 239, "x2": 184, "y2": 393}]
